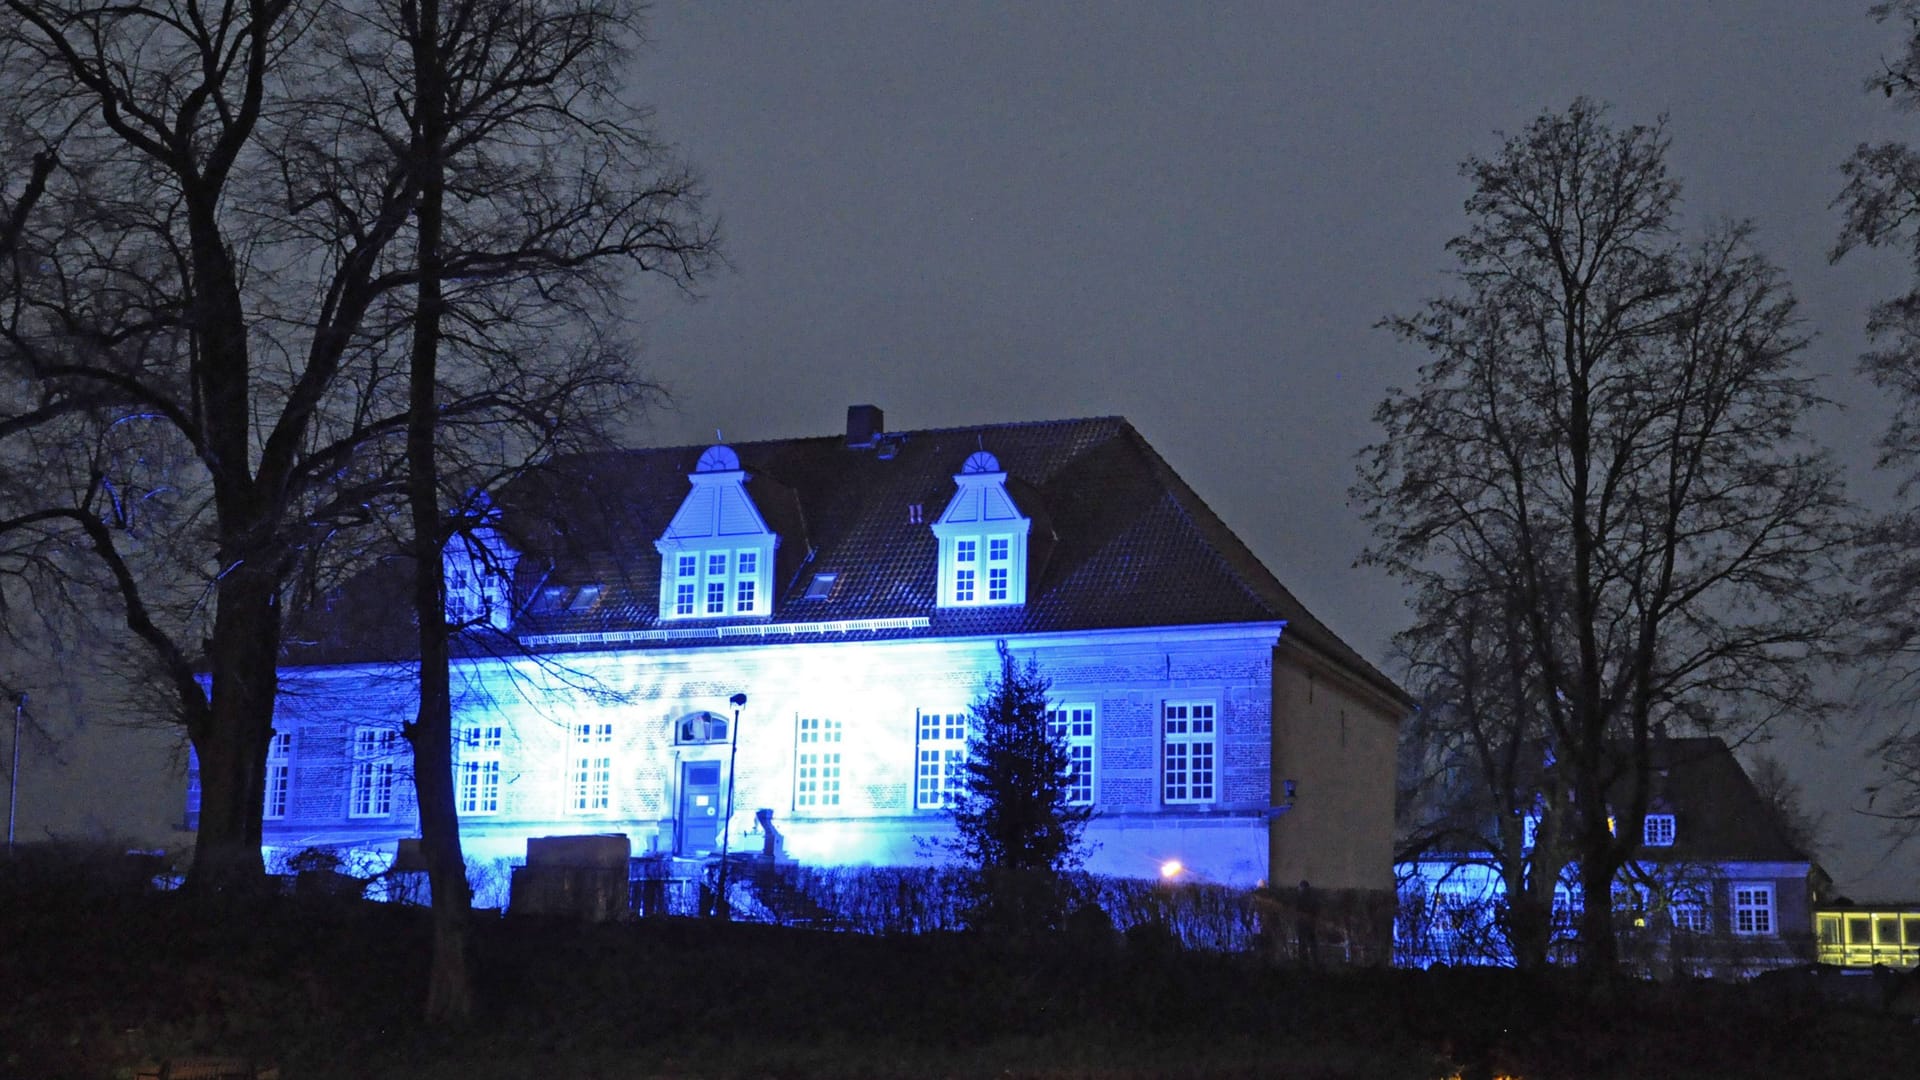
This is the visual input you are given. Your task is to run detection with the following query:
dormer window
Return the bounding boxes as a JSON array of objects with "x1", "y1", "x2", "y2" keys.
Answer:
[
  {"x1": 1643, "y1": 813, "x2": 1676, "y2": 847},
  {"x1": 932, "y1": 450, "x2": 1030, "y2": 608},
  {"x1": 656, "y1": 444, "x2": 777, "y2": 621},
  {"x1": 445, "y1": 523, "x2": 517, "y2": 631}
]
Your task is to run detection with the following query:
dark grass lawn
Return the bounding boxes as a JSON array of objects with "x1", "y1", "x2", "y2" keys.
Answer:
[{"x1": 5, "y1": 876, "x2": 1919, "y2": 1078}]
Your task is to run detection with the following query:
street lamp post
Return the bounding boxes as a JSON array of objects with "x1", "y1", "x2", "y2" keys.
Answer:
[
  {"x1": 714, "y1": 691, "x2": 747, "y2": 919},
  {"x1": 8, "y1": 691, "x2": 25, "y2": 856}
]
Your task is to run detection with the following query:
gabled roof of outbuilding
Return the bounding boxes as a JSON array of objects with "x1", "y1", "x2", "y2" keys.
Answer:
[
  {"x1": 1630, "y1": 736, "x2": 1809, "y2": 865},
  {"x1": 1410, "y1": 735, "x2": 1811, "y2": 866},
  {"x1": 283, "y1": 415, "x2": 1407, "y2": 705}
]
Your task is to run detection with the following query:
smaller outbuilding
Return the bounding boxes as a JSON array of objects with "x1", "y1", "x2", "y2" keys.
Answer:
[{"x1": 1398, "y1": 736, "x2": 1821, "y2": 977}]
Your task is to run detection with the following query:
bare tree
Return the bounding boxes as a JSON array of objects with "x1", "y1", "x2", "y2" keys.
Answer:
[
  {"x1": 1746, "y1": 752, "x2": 1826, "y2": 863},
  {"x1": 0, "y1": 0, "x2": 713, "y2": 902},
  {"x1": 1396, "y1": 574, "x2": 1576, "y2": 971},
  {"x1": 1360, "y1": 100, "x2": 1852, "y2": 972},
  {"x1": 1836, "y1": 1, "x2": 1920, "y2": 854}
]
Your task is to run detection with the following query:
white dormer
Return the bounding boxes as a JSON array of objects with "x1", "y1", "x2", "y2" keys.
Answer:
[
  {"x1": 445, "y1": 519, "x2": 518, "y2": 631},
  {"x1": 654, "y1": 445, "x2": 777, "y2": 620},
  {"x1": 932, "y1": 450, "x2": 1030, "y2": 608}
]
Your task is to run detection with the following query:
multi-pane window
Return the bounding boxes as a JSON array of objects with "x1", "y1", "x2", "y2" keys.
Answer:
[
  {"x1": 705, "y1": 552, "x2": 729, "y2": 614},
  {"x1": 667, "y1": 546, "x2": 767, "y2": 619},
  {"x1": 1671, "y1": 889, "x2": 1710, "y2": 933},
  {"x1": 185, "y1": 751, "x2": 202, "y2": 819},
  {"x1": 350, "y1": 727, "x2": 399, "y2": 818},
  {"x1": 1046, "y1": 704, "x2": 1096, "y2": 805},
  {"x1": 457, "y1": 724, "x2": 503, "y2": 815},
  {"x1": 675, "y1": 554, "x2": 698, "y2": 616},
  {"x1": 916, "y1": 710, "x2": 969, "y2": 809},
  {"x1": 264, "y1": 732, "x2": 292, "y2": 820},
  {"x1": 987, "y1": 537, "x2": 1011, "y2": 601},
  {"x1": 1642, "y1": 813, "x2": 1676, "y2": 847},
  {"x1": 676, "y1": 711, "x2": 729, "y2": 745},
  {"x1": 444, "y1": 546, "x2": 508, "y2": 627},
  {"x1": 1732, "y1": 883, "x2": 1775, "y2": 936},
  {"x1": 946, "y1": 535, "x2": 1019, "y2": 606},
  {"x1": 796, "y1": 717, "x2": 842, "y2": 808},
  {"x1": 569, "y1": 721, "x2": 613, "y2": 813},
  {"x1": 736, "y1": 550, "x2": 758, "y2": 613},
  {"x1": 1162, "y1": 702, "x2": 1216, "y2": 804},
  {"x1": 954, "y1": 540, "x2": 976, "y2": 602},
  {"x1": 447, "y1": 563, "x2": 474, "y2": 622}
]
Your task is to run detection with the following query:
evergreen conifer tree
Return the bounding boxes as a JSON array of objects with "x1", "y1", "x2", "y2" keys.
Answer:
[{"x1": 945, "y1": 647, "x2": 1092, "y2": 929}]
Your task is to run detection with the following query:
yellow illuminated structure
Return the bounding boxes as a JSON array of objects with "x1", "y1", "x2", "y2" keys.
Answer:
[{"x1": 1815, "y1": 906, "x2": 1920, "y2": 969}]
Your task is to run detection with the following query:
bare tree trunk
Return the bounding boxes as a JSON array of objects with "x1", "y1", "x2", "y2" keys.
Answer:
[
  {"x1": 186, "y1": 566, "x2": 281, "y2": 894},
  {"x1": 1577, "y1": 823, "x2": 1620, "y2": 977},
  {"x1": 402, "y1": 0, "x2": 472, "y2": 1024},
  {"x1": 1504, "y1": 885, "x2": 1554, "y2": 971}
]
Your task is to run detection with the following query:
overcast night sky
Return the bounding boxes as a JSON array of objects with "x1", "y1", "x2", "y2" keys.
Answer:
[
  {"x1": 13, "y1": 3, "x2": 1920, "y2": 900},
  {"x1": 603, "y1": 2, "x2": 1919, "y2": 898}
]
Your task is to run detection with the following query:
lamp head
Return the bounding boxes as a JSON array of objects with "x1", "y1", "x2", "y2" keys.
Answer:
[{"x1": 729, "y1": 692, "x2": 748, "y2": 708}]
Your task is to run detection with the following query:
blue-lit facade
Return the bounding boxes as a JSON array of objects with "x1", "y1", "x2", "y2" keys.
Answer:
[{"x1": 246, "y1": 411, "x2": 1411, "y2": 893}]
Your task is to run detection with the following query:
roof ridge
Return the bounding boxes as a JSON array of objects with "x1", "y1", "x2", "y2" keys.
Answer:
[{"x1": 610, "y1": 414, "x2": 1130, "y2": 459}]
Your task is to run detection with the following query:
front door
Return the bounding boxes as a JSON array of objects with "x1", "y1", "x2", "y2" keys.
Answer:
[{"x1": 677, "y1": 761, "x2": 723, "y2": 856}]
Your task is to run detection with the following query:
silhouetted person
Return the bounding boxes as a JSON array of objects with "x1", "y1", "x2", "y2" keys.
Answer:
[{"x1": 1295, "y1": 879, "x2": 1321, "y2": 967}]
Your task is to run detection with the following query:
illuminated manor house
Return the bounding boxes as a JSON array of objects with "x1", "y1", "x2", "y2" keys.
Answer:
[{"x1": 247, "y1": 408, "x2": 1409, "y2": 893}]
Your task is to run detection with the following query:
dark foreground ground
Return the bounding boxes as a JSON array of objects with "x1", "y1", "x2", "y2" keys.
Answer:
[{"x1": 6, "y1": 867, "x2": 1920, "y2": 1078}]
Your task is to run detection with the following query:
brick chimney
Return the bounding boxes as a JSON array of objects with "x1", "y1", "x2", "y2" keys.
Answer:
[{"x1": 846, "y1": 404, "x2": 884, "y2": 448}]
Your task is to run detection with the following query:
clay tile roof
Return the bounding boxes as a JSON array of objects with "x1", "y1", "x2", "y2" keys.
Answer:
[
  {"x1": 283, "y1": 415, "x2": 1406, "y2": 705},
  {"x1": 1631, "y1": 737, "x2": 1809, "y2": 864}
]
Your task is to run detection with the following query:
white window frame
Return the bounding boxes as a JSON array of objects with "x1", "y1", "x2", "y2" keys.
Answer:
[
  {"x1": 457, "y1": 724, "x2": 504, "y2": 816},
  {"x1": 1671, "y1": 887, "x2": 1710, "y2": 933},
  {"x1": 264, "y1": 732, "x2": 292, "y2": 820},
  {"x1": 568, "y1": 721, "x2": 614, "y2": 814},
  {"x1": 705, "y1": 560, "x2": 727, "y2": 614},
  {"x1": 674, "y1": 554, "x2": 698, "y2": 616},
  {"x1": 1046, "y1": 703, "x2": 1096, "y2": 805},
  {"x1": 735, "y1": 549, "x2": 759, "y2": 613},
  {"x1": 447, "y1": 562, "x2": 475, "y2": 623},
  {"x1": 444, "y1": 536, "x2": 513, "y2": 629},
  {"x1": 941, "y1": 533, "x2": 1022, "y2": 608},
  {"x1": 1643, "y1": 813, "x2": 1676, "y2": 847},
  {"x1": 986, "y1": 535, "x2": 1012, "y2": 602},
  {"x1": 953, "y1": 539, "x2": 977, "y2": 603},
  {"x1": 1162, "y1": 700, "x2": 1217, "y2": 805},
  {"x1": 349, "y1": 727, "x2": 399, "y2": 818},
  {"x1": 916, "y1": 708, "x2": 968, "y2": 810},
  {"x1": 795, "y1": 716, "x2": 842, "y2": 810},
  {"x1": 1732, "y1": 882, "x2": 1776, "y2": 936},
  {"x1": 660, "y1": 542, "x2": 771, "y2": 620}
]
